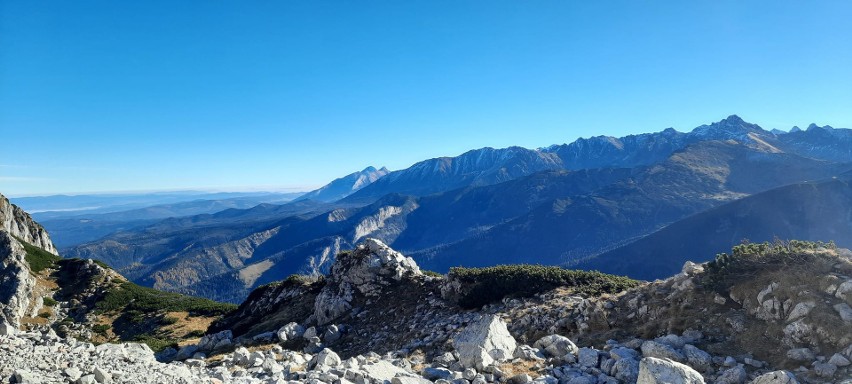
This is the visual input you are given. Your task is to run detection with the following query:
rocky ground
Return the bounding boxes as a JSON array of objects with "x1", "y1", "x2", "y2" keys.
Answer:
[{"x1": 2, "y1": 194, "x2": 852, "y2": 383}]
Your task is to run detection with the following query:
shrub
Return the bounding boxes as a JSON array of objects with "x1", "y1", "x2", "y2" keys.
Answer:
[
  {"x1": 92, "y1": 324, "x2": 111, "y2": 335},
  {"x1": 95, "y1": 282, "x2": 237, "y2": 317},
  {"x1": 448, "y1": 264, "x2": 639, "y2": 309},
  {"x1": 133, "y1": 335, "x2": 178, "y2": 352},
  {"x1": 162, "y1": 316, "x2": 180, "y2": 325},
  {"x1": 422, "y1": 270, "x2": 444, "y2": 278},
  {"x1": 184, "y1": 330, "x2": 205, "y2": 338},
  {"x1": 703, "y1": 239, "x2": 839, "y2": 291},
  {"x1": 14, "y1": 236, "x2": 61, "y2": 273},
  {"x1": 38, "y1": 312, "x2": 51, "y2": 319},
  {"x1": 42, "y1": 297, "x2": 58, "y2": 307}
]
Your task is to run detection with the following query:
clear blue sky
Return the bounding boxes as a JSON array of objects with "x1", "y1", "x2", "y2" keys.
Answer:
[{"x1": 2, "y1": 1, "x2": 851, "y2": 196}]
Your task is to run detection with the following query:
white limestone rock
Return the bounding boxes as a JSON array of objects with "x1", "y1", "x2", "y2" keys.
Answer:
[
  {"x1": 637, "y1": 357, "x2": 704, "y2": 384},
  {"x1": 454, "y1": 314, "x2": 517, "y2": 370}
]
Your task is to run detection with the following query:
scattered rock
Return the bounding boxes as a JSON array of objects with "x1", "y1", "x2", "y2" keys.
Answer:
[
  {"x1": 637, "y1": 357, "x2": 704, "y2": 384},
  {"x1": 749, "y1": 370, "x2": 799, "y2": 384}
]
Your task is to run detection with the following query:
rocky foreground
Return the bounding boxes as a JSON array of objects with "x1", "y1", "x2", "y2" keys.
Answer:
[{"x1": 3, "y1": 238, "x2": 851, "y2": 384}]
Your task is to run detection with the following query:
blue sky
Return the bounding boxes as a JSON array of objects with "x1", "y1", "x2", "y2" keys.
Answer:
[{"x1": 2, "y1": 1, "x2": 851, "y2": 196}]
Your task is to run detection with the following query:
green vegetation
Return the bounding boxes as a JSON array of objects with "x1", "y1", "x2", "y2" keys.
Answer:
[
  {"x1": 91, "y1": 259, "x2": 111, "y2": 269},
  {"x1": 92, "y1": 324, "x2": 111, "y2": 335},
  {"x1": 162, "y1": 316, "x2": 180, "y2": 325},
  {"x1": 449, "y1": 264, "x2": 639, "y2": 308},
  {"x1": 704, "y1": 240, "x2": 840, "y2": 291},
  {"x1": 13, "y1": 236, "x2": 60, "y2": 273},
  {"x1": 42, "y1": 297, "x2": 58, "y2": 307},
  {"x1": 96, "y1": 281, "x2": 237, "y2": 317},
  {"x1": 422, "y1": 270, "x2": 444, "y2": 278},
  {"x1": 38, "y1": 312, "x2": 51, "y2": 319},
  {"x1": 133, "y1": 335, "x2": 178, "y2": 352},
  {"x1": 184, "y1": 330, "x2": 205, "y2": 338}
]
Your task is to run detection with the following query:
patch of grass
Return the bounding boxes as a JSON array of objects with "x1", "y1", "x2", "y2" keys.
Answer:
[
  {"x1": 13, "y1": 236, "x2": 60, "y2": 273},
  {"x1": 162, "y1": 316, "x2": 180, "y2": 325},
  {"x1": 42, "y1": 297, "x2": 58, "y2": 307},
  {"x1": 448, "y1": 264, "x2": 639, "y2": 309},
  {"x1": 133, "y1": 335, "x2": 178, "y2": 353},
  {"x1": 91, "y1": 259, "x2": 111, "y2": 269},
  {"x1": 703, "y1": 240, "x2": 840, "y2": 291},
  {"x1": 92, "y1": 324, "x2": 110, "y2": 335},
  {"x1": 95, "y1": 282, "x2": 237, "y2": 317},
  {"x1": 38, "y1": 312, "x2": 51, "y2": 319}
]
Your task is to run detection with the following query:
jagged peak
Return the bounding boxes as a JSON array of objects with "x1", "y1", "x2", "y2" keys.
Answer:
[{"x1": 790, "y1": 125, "x2": 802, "y2": 133}]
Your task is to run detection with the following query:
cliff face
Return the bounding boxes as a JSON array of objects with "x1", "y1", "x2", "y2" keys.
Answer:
[
  {"x1": 0, "y1": 193, "x2": 58, "y2": 255},
  {"x1": 0, "y1": 232, "x2": 35, "y2": 328}
]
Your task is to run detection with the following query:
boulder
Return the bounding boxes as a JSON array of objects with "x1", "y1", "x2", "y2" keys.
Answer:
[
  {"x1": 612, "y1": 358, "x2": 640, "y2": 382},
  {"x1": 454, "y1": 315, "x2": 517, "y2": 370},
  {"x1": 533, "y1": 335, "x2": 578, "y2": 358},
  {"x1": 682, "y1": 345, "x2": 712, "y2": 372},
  {"x1": 277, "y1": 322, "x2": 305, "y2": 342},
  {"x1": 310, "y1": 348, "x2": 342, "y2": 370},
  {"x1": 749, "y1": 371, "x2": 799, "y2": 384},
  {"x1": 637, "y1": 357, "x2": 704, "y2": 384},
  {"x1": 0, "y1": 321, "x2": 16, "y2": 336},
  {"x1": 785, "y1": 348, "x2": 814, "y2": 362},
  {"x1": 578, "y1": 348, "x2": 599, "y2": 368},
  {"x1": 641, "y1": 340, "x2": 685, "y2": 362},
  {"x1": 786, "y1": 302, "x2": 815, "y2": 322},
  {"x1": 716, "y1": 365, "x2": 747, "y2": 384}
]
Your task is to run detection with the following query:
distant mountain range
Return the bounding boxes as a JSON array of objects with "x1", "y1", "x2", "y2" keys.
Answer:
[{"x1": 62, "y1": 115, "x2": 852, "y2": 302}]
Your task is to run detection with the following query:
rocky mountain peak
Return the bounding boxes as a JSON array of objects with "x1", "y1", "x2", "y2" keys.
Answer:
[{"x1": 691, "y1": 114, "x2": 765, "y2": 140}]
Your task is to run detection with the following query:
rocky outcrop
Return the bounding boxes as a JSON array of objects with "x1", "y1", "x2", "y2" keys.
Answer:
[
  {"x1": 314, "y1": 238, "x2": 421, "y2": 325},
  {"x1": 0, "y1": 193, "x2": 57, "y2": 255},
  {"x1": 0, "y1": 232, "x2": 34, "y2": 329}
]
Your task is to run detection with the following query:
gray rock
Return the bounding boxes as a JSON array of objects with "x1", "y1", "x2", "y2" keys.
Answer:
[
  {"x1": 682, "y1": 344, "x2": 712, "y2": 372},
  {"x1": 392, "y1": 377, "x2": 434, "y2": 384},
  {"x1": 834, "y1": 303, "x2": 852, "y2": 322},
  {"x1": 813, "y1": 362, "x2": 837, "y2": 377},
  {"x1": 310, "y1": 348, "x2": 342, "y2": 370},
  {"x1": 578, "y1": 347, "x2": 599, "y2": 368},
  {"x1": 93, "y1": 367, "x2": 112, "y2": 383},
  {"x1": 716, "y1": 365, "x2": 747, "y2": 384},
  {"x1": 423, "y1": 367, "x2": 453, "y2": 381},
  {"x1": 641, "y1": 341, "x2": 685, "y2": 362},
  {"x1": 785, "y1": 348, "x2": 814, "y2": 361},
  {"x1": 533, "y1": 334, "x2": 578, "y2": 358},
  {"x1": 637, "y1": 357, "x2": 704, "y2": 384},
  {"x1": 76, "y1": 375, "x2": 97, "y2": 384},
  {"x1": 278, "y1": 322, "x2": 306, "y2": 342},
  {"x1": 786, "y1": 302, "x2": 815, "y2": 322},
  {"x1": 749, "y1": 370, "x2": 799, "y2": 384},
  {"x1": 509, "y1": 374, "x2": 532, "y2": 384},
  {"x1": 828, "y1": 353, "x2": 851, "y2": 367},
  {"x1": 64, "y1": 367, "x2": 83, "y2": 381},
  {"x1": 0, "y1": 321, "x2": 16, "y2": 336},
  {"x1": 609, "y1": 347, "x2": 639, "y2": 361},
  {"x1": 361, "y1": 360, "x2": 414, "y2": 383},
  {"x1": 453, "y1": 315, "x2": 517, "y2": 370},
  {"x1": 324, "y1": 324, "x2": 342, "y2": 343},
  {"x1": 612, "y1": 358, "x2": 640, "y2": 383}
]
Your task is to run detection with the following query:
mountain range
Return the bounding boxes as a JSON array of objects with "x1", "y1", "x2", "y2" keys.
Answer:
[{"x1": 59, "y1": 115, "x2": 852, "y2": 302}]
